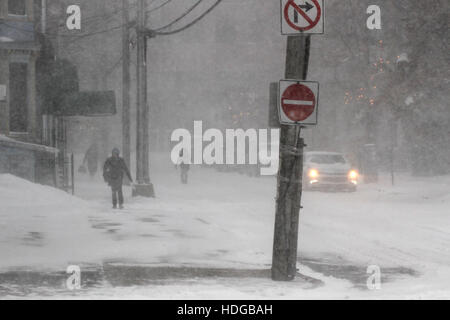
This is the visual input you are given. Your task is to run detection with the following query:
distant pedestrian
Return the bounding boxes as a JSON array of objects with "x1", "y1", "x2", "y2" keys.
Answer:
[
  {"x1": 103, "y1": 148, "x2": 133, "y2": 209},
  {"x1": 177, "y1": 150, "x2": 190, "y2": 184},
  {"x1": 81, "y1": 142, "x2": 99, "y2": 177}
]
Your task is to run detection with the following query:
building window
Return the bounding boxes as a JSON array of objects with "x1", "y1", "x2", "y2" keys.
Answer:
[
  {"x1": 8, "y1": 0, "x2": 26, "y2": 16},
  {"x1": 9, "y1": 63, "x2": 28, "y2": 133}
]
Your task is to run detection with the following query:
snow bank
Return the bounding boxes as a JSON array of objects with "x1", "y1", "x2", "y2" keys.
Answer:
[
  {"x1": 0, "y1": 174, "x2": 107, "y2": 270},
  {"x1": 0, "y1": 174, "x2": 86, "y2": 208},
  {"x1": 0, "y1": 134, "x2": 15, "y2": 142}
]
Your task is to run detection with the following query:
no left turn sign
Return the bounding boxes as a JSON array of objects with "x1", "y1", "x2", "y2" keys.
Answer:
[
  {"x1": 281, "y1": 0, "x2": 324, "y2": 35},
  {"x1": 279, "y1": 80, "x2": 319, "y2": 126}
]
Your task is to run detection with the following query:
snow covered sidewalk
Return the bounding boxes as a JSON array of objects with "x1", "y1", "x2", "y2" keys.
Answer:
[
  {"x1": 0, "y1": 174, "x2": 108, "y2": 269},
  {"x1": 1, "y1": 154, "x2": 450, "y2": 298}
]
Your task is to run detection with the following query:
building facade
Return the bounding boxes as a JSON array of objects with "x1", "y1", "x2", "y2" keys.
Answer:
[
  {"x1": 0, "y1": 0, "x2": 40, "y2": 141},
  {"x1": 0, "y1": 0, "x2": 58, "y2": 186}
]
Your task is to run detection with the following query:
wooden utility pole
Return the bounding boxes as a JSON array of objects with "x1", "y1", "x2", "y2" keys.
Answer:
[
  {"x1": 136, "y1": 0, "x2": 144, "y2": 184},
  {"x1": 134, "y1": 0, "x2": 155, "y2": 197},
  {"x1": 122, "y1": 0, "x2": 131, "y2": 175},
  {"x1": 272, "y1": 35, "x2": 311, "y2": 281},
  {"x1": 41, "y1": 0, "x2": 47, "y2": 34}
]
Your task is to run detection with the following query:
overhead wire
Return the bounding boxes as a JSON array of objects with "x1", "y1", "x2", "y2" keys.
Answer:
[
  {"x1": 153, "y1": 0, "x2": 204, "y2": 32},
  {"x1": 153, "y1": 0, "x2": 222, "y2": 36},
  {"x1": 146, "y1": 0, "x2": 174, "y2": 16},
  {"x1": 1, "y1": 0, "x2": 222, "y2": 45}
]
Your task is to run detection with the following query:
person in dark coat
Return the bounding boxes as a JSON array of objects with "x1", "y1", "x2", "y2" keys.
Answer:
[{"x1": 103, "y1": 148, "x2": 133, "y2": 209}]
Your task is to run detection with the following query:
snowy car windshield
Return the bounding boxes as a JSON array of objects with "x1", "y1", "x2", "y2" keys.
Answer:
[{"x1": 308, "y1": 154, "x2": 346, "y2": 164}]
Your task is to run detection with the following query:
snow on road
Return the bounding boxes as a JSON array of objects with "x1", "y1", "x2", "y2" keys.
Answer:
[{"x1": 1, "y1": 153, "x2": 450, "y2": 298}]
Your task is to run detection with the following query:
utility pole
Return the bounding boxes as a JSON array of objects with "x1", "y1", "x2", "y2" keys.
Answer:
[
  {"x1": 41, "y1": 0, "x2": 47, "y2": 34},
  {"x1": 122, "y1": 0, "x2": 131, "y2": 179},
  {"x1": 134, "y1": 0, "x2": 155, "y2": 197},
  {"x1": 272, "y1": 35, "x2": 311, "y2": 281}
]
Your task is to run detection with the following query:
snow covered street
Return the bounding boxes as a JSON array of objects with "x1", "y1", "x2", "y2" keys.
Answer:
[
  {"x1": 1, "y1": 154, "x2": 450, "y2": 299},
  {"x1": 0, "y1": 0, "x2": 448, "y2": 305}
]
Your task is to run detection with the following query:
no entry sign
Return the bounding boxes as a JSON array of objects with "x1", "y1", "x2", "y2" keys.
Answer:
[
  {"x1": 279, "y1": 80, "x2": 319, "y2": 125},
  {"x1": 281, "y1": 0, "x2": 324, "y2": 35}
]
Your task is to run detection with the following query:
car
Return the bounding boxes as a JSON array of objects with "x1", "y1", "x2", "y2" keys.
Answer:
[{"x1": 303, "y1": 151, "x2": 358, "y2": 192}]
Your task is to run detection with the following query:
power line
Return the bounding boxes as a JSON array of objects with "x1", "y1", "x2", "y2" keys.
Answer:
[
  {"x1": 154, "y1": 0, "x2": 204, "y2": 32},
  {"x1": 60, "y1": 23, "x2": 128, "y2": 39},
  {"x1": 54, "y1": 0, "x2": 175, "y2": 43},
  {"x1": 2, "y1": 0, "x2": 172, "y2": 40},
  {"x1": 37, "y1": 2, "x2": 138, "y2": 29},
  {"x1": 146, "y1": 0, "x2": 163, "y2": 9},
  {"x1": 105, "y1": 54, "x2": 125, "y2": 76},
  {"x1": 64, "y1": 0, "x2": 168, "y2": 37},
  {"x1": 146, "y1": 0, "x2": 174, "y2": 16},
  {"x1": 63, "y1": 0, "x2": 220, "y2": 39},
  {"x1": 3, "y1": 1, "x2": 140, "y2": 39},
  {"x1": 1, "y1": 0, "x2": 221, "y2": 42},
  {"x1": 154, "y1": 0, "x2": 222, "y2": 36},
  {"x1": 0, "y1": 20, "x2": 131, "y2": 39}
]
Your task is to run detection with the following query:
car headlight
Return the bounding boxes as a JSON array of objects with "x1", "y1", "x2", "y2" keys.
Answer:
[
  {"x1": 348, "y1": 170, "x2": 358, "y2": 180},
  {"x1": 308, "y1": 169, "x2": 319, "y2": 179}
]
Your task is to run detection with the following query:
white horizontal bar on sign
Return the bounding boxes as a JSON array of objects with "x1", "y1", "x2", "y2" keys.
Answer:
[{"x1": 283, "y1": 100, "x2": 314, "y2": 106}]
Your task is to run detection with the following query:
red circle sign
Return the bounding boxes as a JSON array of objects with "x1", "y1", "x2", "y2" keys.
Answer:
[
  {"x1": 281, "y1": 83, "x2": 316, "y2": 122},
  {"x1": 284, "y1": 0, "x2": 321, "y2": 32}
]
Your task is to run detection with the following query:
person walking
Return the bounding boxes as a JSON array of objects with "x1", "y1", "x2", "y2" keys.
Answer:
[
  {"x1": 103, "y1": 148, "x2": 133, "y2": 209},
  {"x1": 81, "y1": 142, "x2": 99, "y2": 178},
  {"x1": 177, "y1": 150, "x2": 190, "y2": 184}
]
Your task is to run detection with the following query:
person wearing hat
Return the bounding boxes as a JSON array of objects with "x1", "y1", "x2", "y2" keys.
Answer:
[{"x1": 103, "y1": 148, "x2": 133, "y2": 209}]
